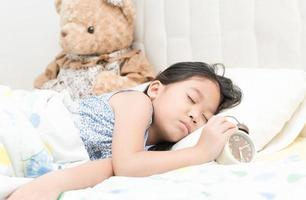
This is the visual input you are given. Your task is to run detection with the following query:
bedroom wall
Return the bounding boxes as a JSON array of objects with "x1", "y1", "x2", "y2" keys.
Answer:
[
  {"x1": 1, "y1": 0, "x2": 305, "y2": 90},
  {"x1": 0, "y1": 0, "x2": 60, "y2": 90}
]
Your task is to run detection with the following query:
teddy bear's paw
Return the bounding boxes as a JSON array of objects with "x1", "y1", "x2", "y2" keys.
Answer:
[{"x1": 106, "y1": 0, "x2": 124, "y2": 7}]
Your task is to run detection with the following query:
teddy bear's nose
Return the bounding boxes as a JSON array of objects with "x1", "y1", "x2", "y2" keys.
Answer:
[{"x1": 61, "y1": 31, "x2": 67, "y2": 37}]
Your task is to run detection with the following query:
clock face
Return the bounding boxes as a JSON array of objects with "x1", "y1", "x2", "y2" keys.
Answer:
[{"x1": 228, "y1": 133, "x2": 254, "y2": 163}]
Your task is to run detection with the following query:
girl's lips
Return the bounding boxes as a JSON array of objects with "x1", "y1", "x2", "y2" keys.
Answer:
[{"x1": 180, "y1": 121, "x2": 191, "y2": 135}]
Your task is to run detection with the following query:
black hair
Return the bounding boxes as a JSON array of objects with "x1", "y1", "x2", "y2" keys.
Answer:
[{"x1": 146, "y1": 61, "x2": 243, "y2": 151}]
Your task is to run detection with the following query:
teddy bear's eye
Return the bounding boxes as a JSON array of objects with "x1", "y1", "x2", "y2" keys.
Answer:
[{"x1": 87, "y1": 26, "x2": 95, "y2": 34}]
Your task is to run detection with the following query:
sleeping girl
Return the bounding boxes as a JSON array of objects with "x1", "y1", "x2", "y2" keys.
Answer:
[{"x1": 6, "y1": 61, "x2": 242, "y2": 200}]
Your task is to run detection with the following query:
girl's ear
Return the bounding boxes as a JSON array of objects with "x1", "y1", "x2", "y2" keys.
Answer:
[{"x1": 147, "y1": 80, "x2": 164, "y2": 99}]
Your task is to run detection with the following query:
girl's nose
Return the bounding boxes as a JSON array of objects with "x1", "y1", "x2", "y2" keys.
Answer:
[{"x1": 189, "y1": 115, "x2": 197, "y2": 124}]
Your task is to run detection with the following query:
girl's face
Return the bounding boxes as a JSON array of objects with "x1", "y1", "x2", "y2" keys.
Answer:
[{"x1": 148, "y1": 76, "x2": 221, "y2": 142}]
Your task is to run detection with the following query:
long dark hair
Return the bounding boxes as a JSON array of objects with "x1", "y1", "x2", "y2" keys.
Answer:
[{"x1": 145, "y1": 62, "x2": 242, "y2": 151}]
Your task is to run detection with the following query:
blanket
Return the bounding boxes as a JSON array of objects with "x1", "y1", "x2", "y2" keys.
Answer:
[{"x1": 0, "y1": 86, "x2": 89, "y2": 198}]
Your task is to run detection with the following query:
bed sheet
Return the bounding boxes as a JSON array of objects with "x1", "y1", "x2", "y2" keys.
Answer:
[
  {"x1": 2, "y1": 142, "x2": 306, "y2": 200},
  {"x1": 60, "y1": 159, "x2": 306, "y2": 200},
  {"x1": 256, "y1": 137, "x2": 306, "y2": 163},
  {"x1": 59, "y1": 137, "x2": 306, "y2": 200}
]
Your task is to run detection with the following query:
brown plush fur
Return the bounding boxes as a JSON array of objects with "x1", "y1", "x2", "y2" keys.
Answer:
[{"x1": 34, "y1": 0, "x2": 155, "y2": 97}]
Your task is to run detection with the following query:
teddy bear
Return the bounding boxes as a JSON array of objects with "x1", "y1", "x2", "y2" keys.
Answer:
[{"x1": 34, "y1": 0, "x2": 155, "y2": 100}]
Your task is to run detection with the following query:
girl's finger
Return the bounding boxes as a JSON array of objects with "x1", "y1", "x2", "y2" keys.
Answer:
[
  {"x1": 214, "y1": 116, "x2": 227, "y2": 124},
  {"x1": 207, "y1": 115, "x2": 217, "y2": 123},
  {"x1": 224, "y1": 126, "x2": 238, "y2": 138},
  {"x1": 218, "y1": 121, "x2": 236, "y2": 133}
]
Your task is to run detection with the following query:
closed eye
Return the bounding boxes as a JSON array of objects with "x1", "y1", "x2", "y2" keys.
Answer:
[
  {"x1": 202, "y1": 113, "x2": 208, "y2": 123},
  {"x1": 187, "y1": 95, "x2": 196, "y2": 104}
]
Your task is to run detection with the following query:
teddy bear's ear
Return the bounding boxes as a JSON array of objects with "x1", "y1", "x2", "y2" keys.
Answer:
[
  {"x1": 55, "y1": 0, "x2": 62, "y2": 14},
  {"x1": 105, "y1": 0, "x2": 135, "y2": 24},
  {"x1": 120, "y1": 0, "x2": 136, "y2": 24},
  {"x1": 105, "y1": 0, "x2": 124, "y2": 7}
]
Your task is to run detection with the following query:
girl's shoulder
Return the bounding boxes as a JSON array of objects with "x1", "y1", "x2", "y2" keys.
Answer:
[{"x1": 109, "y1": 90, "x2": 153, "y2": 113}]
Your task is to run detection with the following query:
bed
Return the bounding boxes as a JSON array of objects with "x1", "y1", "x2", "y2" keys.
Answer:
[{"x1": 1, "y1": 0, "x2": 306, "y2": 199}]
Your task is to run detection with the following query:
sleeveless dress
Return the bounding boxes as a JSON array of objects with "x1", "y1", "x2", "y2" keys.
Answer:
[{"x1": 71, "y1": 90, "x2": 152, "y2": 160}]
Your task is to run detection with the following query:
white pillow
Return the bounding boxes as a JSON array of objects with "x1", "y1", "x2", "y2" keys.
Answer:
[
  {"x1": 259, "y1": 97, "x2": 306, "y2": 154},
  {"x1": 302, "y1": 124, "x2": 306, "y2": 137},
  {"x1": 172, "y1": 68, "x2": 306, "y2": 152}
]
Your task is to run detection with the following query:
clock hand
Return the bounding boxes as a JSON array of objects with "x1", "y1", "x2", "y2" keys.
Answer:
[
  {"x1": 239, "y1": 149, "x2": 244, "y2": 162},
  {"x1": 239, "y1": 144, "x2": 250, "y2": 151}
]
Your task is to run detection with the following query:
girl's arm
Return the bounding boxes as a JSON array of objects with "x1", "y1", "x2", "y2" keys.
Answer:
[
  {"x1": 110, "y1": 92, "x2": 236, "y2": 177},
  {"x1": 8, "y1": 159, "x2": 113, "y2": 200}
]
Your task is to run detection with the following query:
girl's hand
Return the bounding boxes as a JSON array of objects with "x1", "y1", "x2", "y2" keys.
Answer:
[
  {"x1": 7, "y1": 159, "x2": 113, "y2": 200},
  {"x1": 7, "y1": 179, "x2": 61, "y2": 200},
  {"x1": 195, "y1": 115, "x2": 237, "y2": 162}
]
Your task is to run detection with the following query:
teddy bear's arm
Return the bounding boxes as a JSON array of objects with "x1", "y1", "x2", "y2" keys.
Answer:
[
  {"x1": 33, "y1": 60, "x2": 60, "y2": 88},
  {"x1": 93, "y1": 71, "x2": 138, "y2": 95},
  {"x1": 120, "y1": 51, "x2": 155, "y2": 83},
  {"x1": 33, "y1": 51, "x2": 67, "y2": 88},
  {"x1": 93, "y1": 51, "x2": 155, "y2": 95}
]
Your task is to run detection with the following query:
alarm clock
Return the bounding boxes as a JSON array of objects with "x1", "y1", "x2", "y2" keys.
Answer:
[{"x1": 216, "y1": 123, "x2": 256, "y2": 164}]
